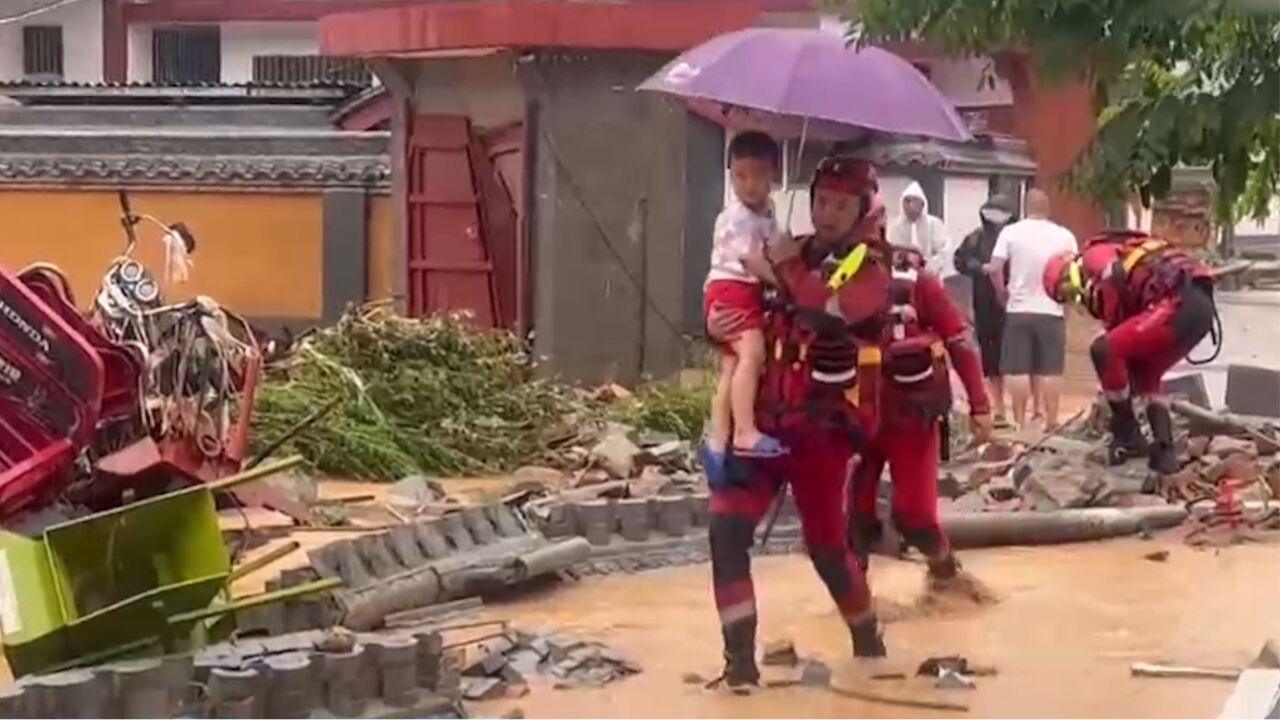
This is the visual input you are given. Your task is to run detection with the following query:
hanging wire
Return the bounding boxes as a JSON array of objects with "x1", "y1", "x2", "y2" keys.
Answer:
[{"x1": 0, "y1": 0, "x2": 89, "y2": 25}]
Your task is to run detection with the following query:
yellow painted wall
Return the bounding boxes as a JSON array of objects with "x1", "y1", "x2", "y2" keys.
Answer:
[
  {"x1": 0, "y1": 189, "x2": 324, "y2": 320},
  {"x1": 366, "y1": 194, "x2": 397, "y2": 303}
]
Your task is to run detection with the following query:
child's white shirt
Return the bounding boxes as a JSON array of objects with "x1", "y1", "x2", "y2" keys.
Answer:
[{"x1": 705, "y1": 196, "x2": 781, "y2": 286}]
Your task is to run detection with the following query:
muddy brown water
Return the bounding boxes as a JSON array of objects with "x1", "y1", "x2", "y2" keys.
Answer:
[{"x1": 468, "y1": 535, "x2": 1280, "y2": 718}]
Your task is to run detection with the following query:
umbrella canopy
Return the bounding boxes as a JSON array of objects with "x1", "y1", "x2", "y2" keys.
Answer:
[{"x1": 639, "y1": 28, "x2": 972, "y2": 143}]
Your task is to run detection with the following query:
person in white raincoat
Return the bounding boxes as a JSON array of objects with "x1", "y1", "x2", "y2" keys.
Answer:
[{"x1": 887, "y1": 181, "x2": 954, "y2": 279}]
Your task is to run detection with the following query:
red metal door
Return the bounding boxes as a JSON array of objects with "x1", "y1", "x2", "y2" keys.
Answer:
[
  {"x1": 406, "y1": 114, "x2": 498, "y2": 326},
  {"x1": 476, "y1": 122, "x2": 524, "y2": 333}
]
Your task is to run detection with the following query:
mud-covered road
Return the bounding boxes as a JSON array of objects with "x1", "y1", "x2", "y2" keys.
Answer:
[{"x1": 471, "y1": 535, "x2": 1280, "y2": 718}]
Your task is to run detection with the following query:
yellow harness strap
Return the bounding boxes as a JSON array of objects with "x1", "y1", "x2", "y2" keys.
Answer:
[
  {"x1": 1122, "y1": 239, "x2": 1167, "y2": 273},
  {"x1": 827, "y1": 243, "x2": 868, "y2": 291}
]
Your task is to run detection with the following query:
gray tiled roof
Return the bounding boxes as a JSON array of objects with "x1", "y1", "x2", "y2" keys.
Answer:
[{"x1": 0, "y1": 154, "x2": 390, "y2": 188}]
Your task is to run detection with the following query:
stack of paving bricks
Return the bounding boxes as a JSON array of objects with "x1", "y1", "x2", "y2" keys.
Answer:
[
  {"x1": 0, "y1": 628, "x2": 466, "y2": 719},
  {"x1": 289, "y1": 503, "x2": 591, "y2": 632},
  {"x1": 538, "y1": 491, "x2": 800, "y2": 545},
  {"x1": 534, "y1": 490, "x2": 805, "y2": 575}
]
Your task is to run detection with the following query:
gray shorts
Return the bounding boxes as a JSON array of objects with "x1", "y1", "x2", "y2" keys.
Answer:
[{"x1": 1001, "y1": 313, "x2": 1066, "y2": 376}]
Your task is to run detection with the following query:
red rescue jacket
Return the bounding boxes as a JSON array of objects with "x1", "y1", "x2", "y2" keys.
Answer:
[{"x1": 1078, "y1": 231, "x2": 1214, "y2": 328}]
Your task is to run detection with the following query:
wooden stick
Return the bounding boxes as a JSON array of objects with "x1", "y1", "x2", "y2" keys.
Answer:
[
  {"x1": 829, "y1": 686, "x2": 970, "y2": 712},
  {"x1": 230, "y1": 540, "x2": 301, "y2": 582},
  {"x1": 1130, "y1": 662, "x2": 1240, "y2": 680}
]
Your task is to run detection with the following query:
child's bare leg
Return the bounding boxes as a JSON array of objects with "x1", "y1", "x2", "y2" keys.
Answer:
[
  {"x1": 729, "y1": 328, "x2": 768, "y2": 448},
  {"x1": 707, "y1": 353, "x2": 736, "y2": 452}
]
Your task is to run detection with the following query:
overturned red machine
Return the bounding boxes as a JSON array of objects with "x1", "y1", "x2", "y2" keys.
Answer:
[{"x1": 0, "y1": 192, "x2": 261, "y2": 524}]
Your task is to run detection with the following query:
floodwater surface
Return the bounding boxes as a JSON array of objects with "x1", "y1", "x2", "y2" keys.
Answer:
[{"x1": 470, "y1": 535, "x2": 1280, "y2": 718}]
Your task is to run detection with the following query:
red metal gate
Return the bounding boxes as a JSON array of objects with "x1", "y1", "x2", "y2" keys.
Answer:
[{"x1": 405, "y1": 114, "x2": 508, "y2": 326}]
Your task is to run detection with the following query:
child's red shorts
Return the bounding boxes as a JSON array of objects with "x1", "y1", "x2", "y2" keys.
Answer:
[{"x1": 704, "y1": 278, "x2": 765, "y2": 352}]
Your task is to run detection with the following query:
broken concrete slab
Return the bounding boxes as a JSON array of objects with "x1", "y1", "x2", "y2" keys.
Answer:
[
  {"x1": 1226, "y1": 365, "x2": 1280, "y2": 419},
  {"x1": 460, "y1": 676, "x2": 506, "y2": 701},
  {"x1": 1165, "y1": 372, "x2": 1211, "y2": 409},
  {"x1": 935, "y1": 669, "x2": 976, "y2": 690},
  {"x1": 799, "y1": 660, "x2": 832, "y2": 688}
]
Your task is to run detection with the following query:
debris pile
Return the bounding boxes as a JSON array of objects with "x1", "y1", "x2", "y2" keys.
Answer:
[
  {"x1": 460, "y1": 630, "x2": 641, "y2": 699},
  {"x1": 941, "y1": 399, "x2": 1280, "y2": 521},
  {"x1": 253, "y1": 305, "x2": 713, "y2": 481}
]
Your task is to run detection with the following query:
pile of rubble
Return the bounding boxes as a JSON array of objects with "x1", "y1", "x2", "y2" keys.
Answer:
[
  {"x1": 942, "y1": 399, "x2": 1280, "y2": 521},
  {"x1": 460, "y1": 630, "x2": 641, "y2": 700}
]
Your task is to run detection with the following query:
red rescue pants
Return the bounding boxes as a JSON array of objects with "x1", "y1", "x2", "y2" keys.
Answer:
[
  {"x1": 709, "y1": 427, "x2": 872, "y2": 656},
  {"x1": 1091, "y1": 283, "x2": 1215, "y2": 397},
  {"x1": 848, "y1": 420, "x2": 954, "y2": 573}
]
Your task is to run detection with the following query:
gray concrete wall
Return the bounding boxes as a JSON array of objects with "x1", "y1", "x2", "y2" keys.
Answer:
[
  {"x1": 412, "y1": 54, "x2": 525, "y2": 128},
  {"x1": 520, "y1": 51, "x2": 695, "y2": 385}
]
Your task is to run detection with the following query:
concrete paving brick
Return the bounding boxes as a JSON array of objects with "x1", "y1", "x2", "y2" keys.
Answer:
[
  {"x1": 332, "y1": 539, "x2": 375, "y2": 588},
  {"x1": 390, "y1": 525, "x2": 428, "y2": 567},
  {"x1": 414, "y1": 631, "x2": 444, "y2": 688},
  {"x1": 319, "y1": 648, "x2": 364, "y2": 717},
  {"x1": 462, "y1": 507, "x2": 499, "y2": 545},
  {"x1": 689, "y1": 493, "x2": 711, "y2": 526},
  {"x1": 440, "y1": 514, "x2": 476, "y2": 551},
  {"x1": 28, "y1": 669, "x2": 109, "y2": 718},
  {"x1": 414, "y1": 520, "x2": 453, "y2": 559},
  {"x1": 574, "y1": 500, "x2": 616, "y2": 546},
  {"x1": 207, "y1": 668, "x2": 259, "y2": 719},
  {"x1": 263, "y1": 653, "x2": 312, "y2": 719},
  {"x1": 615, "y1": 498, "x2": 651, "y2": 542},
  {"x1": 487, "y1": 505, "x2": 525, "y2": 537},
  {"x1": 656, "y1": 496, "x2": 693, "y2": 538},
  {"x1": 109, "y1": 658, "x2": 168, "y2": 719},
  {"x1": 370, "y1": 635, "x2": 419, "y2": 707},
  {"x1": 162, "y1": 655, "x2": 195, "y2": 717},
  {"x1": 356, "y1": 534, "x2": 405, "y2": 578}
]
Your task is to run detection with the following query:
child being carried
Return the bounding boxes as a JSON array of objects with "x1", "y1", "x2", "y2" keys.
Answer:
[{"x1": 701, "y1": 131, "x2": 789, "y2": 473}]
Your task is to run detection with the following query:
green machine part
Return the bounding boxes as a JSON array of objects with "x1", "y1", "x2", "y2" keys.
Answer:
[{"x1": 0, "y1": 457, "x2": 314, "y2": 676}]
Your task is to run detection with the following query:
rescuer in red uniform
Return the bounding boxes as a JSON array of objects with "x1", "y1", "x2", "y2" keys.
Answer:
[
  {"x1": 844, "y1": 197, "x2": 994, "y2": 594},
  {"x1": 703, "y1": 156, "x2": 895, "y2": 690},
  {"x1": 1043, "y1": 229, "x2": 1218, "y2": 474}
]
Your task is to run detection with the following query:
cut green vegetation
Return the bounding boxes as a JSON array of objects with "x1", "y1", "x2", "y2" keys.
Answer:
[{"x1": 251, "y1": 306, "x2": 711, "y2": 480}]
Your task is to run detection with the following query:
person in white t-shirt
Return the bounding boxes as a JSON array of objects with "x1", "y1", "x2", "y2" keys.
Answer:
[{"x1": 987, "y1": 189, "x2": 1078, "y2": 429}]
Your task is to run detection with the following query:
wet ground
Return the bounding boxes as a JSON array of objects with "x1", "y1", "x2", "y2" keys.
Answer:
[{"x1": 470, "y1": 534, "x2": 1280, "y2": 718}]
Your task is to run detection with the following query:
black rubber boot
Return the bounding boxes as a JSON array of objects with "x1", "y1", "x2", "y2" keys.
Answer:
[
  {"x1": 719, "y1": 619, "x2": 760, "y2": 689},
  {"x1": 1107, "y1": 399, "x2": 1149, "y2": 465},
  {"x1": 850, "y1": 616, "x2": 887, "y2": 658},
  {"x1": 1146, "y1": 402, "x2": 1181, "y2": 475}
]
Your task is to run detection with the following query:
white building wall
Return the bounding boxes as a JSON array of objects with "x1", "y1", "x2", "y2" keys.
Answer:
[
  {"x1": 127, "y1": 22, "x2": 151, "y2": 82},
  {"x1": 124, "y1": 20, "x2": 319, "y2": 83},
  {"x1": 943, "y1": 175, "x2": 991, "y2": 239},
  {"x1": 219, "y1": 21, "x2": 319, "y2": 83},
  {"x1": 0, "y1": 0, "x2": 103, "y2": 83}
]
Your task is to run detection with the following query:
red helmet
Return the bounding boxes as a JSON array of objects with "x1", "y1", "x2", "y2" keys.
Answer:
[
  {"x1": 811, "y1": 155, "x2": 878, "y2": 215},
  {"x1": 1042, "y1": 250, "x2": 1081, "y2": 304},
  {"x1": 854, "y1": 193, "x2": 887, "y2": 243}
]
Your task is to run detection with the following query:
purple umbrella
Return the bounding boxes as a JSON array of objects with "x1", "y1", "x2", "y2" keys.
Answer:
[{"x1": 639, "y1": 28, "x2": 972, "y2": 143}]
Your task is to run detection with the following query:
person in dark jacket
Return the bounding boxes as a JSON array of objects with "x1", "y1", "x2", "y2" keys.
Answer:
[{"x1": 953, "y1": 194, "x2": 1017, "y2": 425}]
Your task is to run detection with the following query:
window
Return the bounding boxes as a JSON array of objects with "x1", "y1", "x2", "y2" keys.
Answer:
[
  {"x1": 252, "y1": 55, "x2": 372, "y2": 85},
  {"x1": 22, "y1": 26, "x2": 63, "y2": 80},
  {"x1": 152, "y1": 26, "x2": 220, "y2": 83}
]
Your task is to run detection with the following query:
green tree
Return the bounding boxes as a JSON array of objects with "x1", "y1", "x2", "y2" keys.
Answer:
[{"x1": 835, "y1": 0, "x2": 1280, "y2": 225}]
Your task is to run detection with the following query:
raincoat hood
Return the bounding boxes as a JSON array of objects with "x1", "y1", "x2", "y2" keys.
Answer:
[
  {"x1": 900, "y1": 181, "x2": 929, "y2": 216},
  {"x1": 979, "y1": 194, "x2": 1017, "y2": 231}
]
